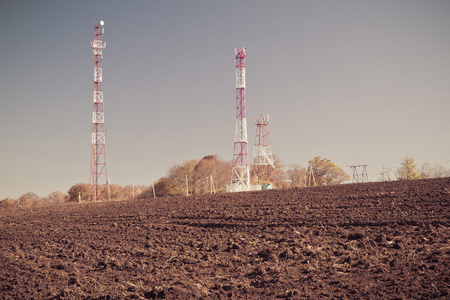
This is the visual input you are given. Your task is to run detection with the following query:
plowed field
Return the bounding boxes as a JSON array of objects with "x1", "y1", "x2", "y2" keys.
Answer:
[{"x1": 1, "y1": 178, "x2": 449, "y2": 299}]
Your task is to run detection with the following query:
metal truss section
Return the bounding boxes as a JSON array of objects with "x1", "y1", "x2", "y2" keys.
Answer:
[
  {"x1": 94, "y1": 68, "x2": 102, "y2": 82},
  {"x1": 230, "y1": 165, "x2": 250, "y2": 192},
  {"x1": 93, "y1": 91, "x2": 103, "y2": 103},
  {"x1": 236, "y1": 68, "x2": 245, "y2": 88},
  {"x1": 232, "y1": 142, "x2": 249, "y2": 165},
  {"x1": 92, "y1": 132, "x2": 105, "y2": 144},
  {"x1": 92, "y1": 49, "x2": 103, "y2": 57},
  {"x1": 234, "y1": 118, "x2": 248, "y2": 142},
  {"x1": 252, "y1": 148, "x2": 274, "y2": 166},
  {"x1": 92, "y1": 112, "x2": 104, "y2": 123},
  {"x1": 91, "y1": 40, "x2": 106, "y2": 49},
  {"x1": 235, "y1": 89, "x2": 246, "y2": 118},
  {"x1": 91, "y1": 153, "x2": 106, "y2": 166}
]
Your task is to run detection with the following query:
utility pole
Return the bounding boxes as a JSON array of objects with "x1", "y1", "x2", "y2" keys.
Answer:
[
  {"x1": 306, "y1": 165, "x2": 317, "y2": 187},
  {"x1": 382, "y1": 166, "x2": 388, "y2": 182},
  {"x1": 152, "y1": 177, "x2": 156, "y2": 198},
  {"x1": 186, "y1": 174, "x2": 189, "y2": 196},
  {"x1": 210, "y1": 174, "x2": 216, "y2": 194}
]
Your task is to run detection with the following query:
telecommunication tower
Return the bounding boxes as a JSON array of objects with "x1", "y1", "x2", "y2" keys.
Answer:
[
  {"x1": 230, "y1": 47, "x2": 250, "y2": 192},
  {"x1": 89, "y1": 20, "x2": 109, "y2": 202},
  {"x1": 251, "y1": 114, "x2": 275, "y2": 183}
]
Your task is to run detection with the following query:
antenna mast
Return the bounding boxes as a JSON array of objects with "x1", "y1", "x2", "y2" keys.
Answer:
[
  {"x1": 251, "y1": 114, "x2": 275, "y2": 183},
  {"x1": 89, "y1": 20, "x2": 109, "y2": 202},
  {"x1": 230, "y1": 47, "x2": 250, "y2": 192}
]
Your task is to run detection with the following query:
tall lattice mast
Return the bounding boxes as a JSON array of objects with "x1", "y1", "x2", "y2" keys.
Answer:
[
  {"x1": 230, "y1": 47, "x2": 250, "y2": 192},
  {"x1": 89, "y1": 20, "x2": 109, "y2": 202},
  {"x1": 251, "y1": 114, "x2": 275, "y2": 183}
]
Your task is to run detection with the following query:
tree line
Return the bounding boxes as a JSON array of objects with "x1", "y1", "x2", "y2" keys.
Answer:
[
  {"x1": 381, "y1": 156, "x2": 450, "y2": 181},
  {"x1": 1, "y1": 155, "x2": 449, "y2": 210}
]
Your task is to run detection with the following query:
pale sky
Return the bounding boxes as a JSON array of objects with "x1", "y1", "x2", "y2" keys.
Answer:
[{"x1": 1, "y1": 0, "x2": 449, "y2": 199}]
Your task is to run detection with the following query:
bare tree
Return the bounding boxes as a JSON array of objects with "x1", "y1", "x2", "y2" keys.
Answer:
[
  {"x1": 420, "y1": 163, "x2": 450, "y2": 178},
  {"x1": 45, "y1": 191, "x2": 68, "y2": 205},
  {"x1": 18, "y1": 192, "x2": 41, "y2": 208},
  {"x1": 286, "y1": 164, "x2": 305, "y2": 188}
]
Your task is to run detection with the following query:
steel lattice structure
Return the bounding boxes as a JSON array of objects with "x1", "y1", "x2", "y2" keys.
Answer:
[
  {"x1": 251, "y1": 114, "x2": 275, "y2": 183},
  {"x1": 230, "y1": 47, "x2": 250, "y2": 192},
  {"x1": 350, "y1": 165, "x2": 369, "y2": 183},
  {"x1": 89, "y1": 20, "x2": 109, "y2": 202}
]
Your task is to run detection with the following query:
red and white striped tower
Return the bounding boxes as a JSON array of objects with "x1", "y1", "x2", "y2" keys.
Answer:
[
  {"x1": 230, "y1": 47, "x2": 250, "y2": 192},
  {"x1": 89, "y1": 20, "x2": 109, "y2": 202},
  {"x1": 251, "y1": 114, "x2": 275, "y2": 183}
]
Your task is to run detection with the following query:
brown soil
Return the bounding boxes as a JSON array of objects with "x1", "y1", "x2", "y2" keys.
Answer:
[{"x1": 0, "y1": 178, "x2": 449, "y2": 299}]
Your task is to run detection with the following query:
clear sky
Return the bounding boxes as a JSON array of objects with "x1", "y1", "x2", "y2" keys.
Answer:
[{"x1": 1, "y1": 0, "x2": 449, "y2": 199}]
